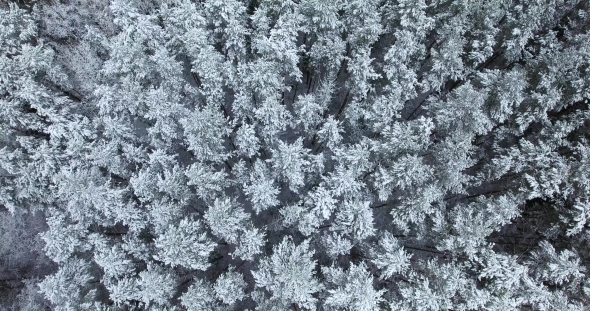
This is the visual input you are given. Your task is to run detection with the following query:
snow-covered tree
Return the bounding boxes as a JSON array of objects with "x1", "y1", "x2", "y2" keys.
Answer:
[
  {"x1": 322, "y1": 262, "x2": 385, "y2": 311},
  {"x1": 252, "y1": 237, "x2": 322, "y2": 310},
  {"x1": 213, "y1": 269, "x2": 247, "y2": 305},
  {"x1": 154, "y1": 218, "x2": 215, "y2": 271}
]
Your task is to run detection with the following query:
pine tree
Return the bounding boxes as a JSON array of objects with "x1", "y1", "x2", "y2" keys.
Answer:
[
  {"x1": 154, "y1": 218, "x2": 216, "y2": 271},
  {"x1": 252, "y1": 237, "x2": 322, "y2": 310},
  {"x1": 322, "y1": 262, "x2": 385, "y2": 311}
]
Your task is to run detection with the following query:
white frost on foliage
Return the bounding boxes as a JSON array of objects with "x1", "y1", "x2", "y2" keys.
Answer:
[
  {"x1": 252, "y1": 237, "x2": 322, "y2": 309},
  {"x1": 154, "y1": 218, "x2": 215, "y2": 270}
]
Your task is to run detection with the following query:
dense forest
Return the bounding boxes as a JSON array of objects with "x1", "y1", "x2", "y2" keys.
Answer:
[{"x1": 1, "y1": 0, "x2": 590, "y2": 310}]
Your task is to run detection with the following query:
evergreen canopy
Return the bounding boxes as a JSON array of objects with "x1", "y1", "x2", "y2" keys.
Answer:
[{"x1": 1, "y1": 0, "x2": 590, "y2": 310}]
